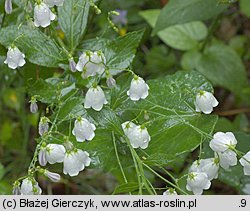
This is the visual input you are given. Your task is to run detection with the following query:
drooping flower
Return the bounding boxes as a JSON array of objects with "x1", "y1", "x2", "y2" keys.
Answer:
[
  {"x1": 216, "y1": 150, "x2": 237, "y2": 170},
  {"x1": 122, "y1": 122, "x2": 151, "y2": 149},
  {"x1": 209, "y1": 132, "x2": 237, "y2": 153},
  {"x1": 127, "y1": 76, "x2": 149, "y2": 101},
  {"x1": 163, "y1": 188, "x2": 177, "y2": 195},
  {"x1": 4, "y1": 46, "x2": 26, "y2": 69},
  {"x1": 34, "y1": 2, "x2": 56, "y2": 28},
  {"x1": 189, "y1": 158, "x2": 220, "y2": 180},
  {"x1": 44, "y1": 0, "x2": 64, "y2": 7},
  {"x1": 20, "y1": 178, "x2": 42, "y2": 195},
  {"x1": 44, "y1": 170, "x2": 61, "y2": 182},
  {"x1": 195, "y1": 91, "x2": 218, "y2": 114},
  {"x1": 186, "y1": 172, "x2": 211, "y2": 195},
  {"x1": 72, "y1": 118, "x2": 96, "y2": 142},
  {"x1": 76, "y1": 51, "x2": 106, "y2": 78},
  {"x1": 84, "y1": 86, "x2": 108, "y2": 111},
  {"x1": 63, "y1": 149, "x2": 91, "y2": 176},
  {"x1": 121, "y1": 121, "x2": 137, "y2": 136},
  {"x1": 5, "y1": 0, "x2": 12, "y2": 14},
  {"x1": 239, "y1": 151, "x2": 250, "y2": 176},
  {"x1": 39, "y1": 144, "x2": 66, "y2": 166},
  {"x1": 38, "y1": 117, "x2": 50, "y2": 136}
]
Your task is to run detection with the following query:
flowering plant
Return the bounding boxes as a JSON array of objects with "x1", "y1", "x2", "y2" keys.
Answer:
[{"x1": 0, "y1": 0, "x2": 250, "y2": 195}]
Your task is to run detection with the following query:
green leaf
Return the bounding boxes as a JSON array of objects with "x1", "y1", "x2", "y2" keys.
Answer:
[
  {"x1": 0, "y1": 25, "x2": 66, "y2": 67},
  {"x1": 82, "y1": 30, "x2": 144, "y2": 71},
  {"x1": 140, "y1": 9, "x2": 208, "y2": 50},
  {"x1": 104, "y1": 30, "x2": 144, "y2": 70},
  {"x1": 58, "y1": 0, "x2": 90, "y2": 50},
  {"x1": 153, "y1": 0, "x2": 227, "y2": 34},
  {"x1": 113, "y1": 182, "x2": 139, "y2": 194},
  {"x1": 195, "y1": 43, "x2": 248, "y2": 94},
  {"x1": 113, "y1": 71, "x2": 218, "y2": 163},
  {"x1": 57, "y1": 97, "x2": 85, "y2": 121},
  {"x1": 240, "y1": 0, "x2": 250, "y2": 18}
]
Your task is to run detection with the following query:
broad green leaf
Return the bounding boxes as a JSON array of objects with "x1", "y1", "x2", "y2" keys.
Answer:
[
  {"x1": 140, "y1": 9, "x2": 208, "y2": 50},
  {"x1": 240, "y1": 0, "x2": 250, "y2": 18},
  {"x1": 58, "y1": 0, "x2": 90, "y2": 50},
  {"x1": 181, "y1": 50, "x2": 202, "y2": 70},
  {"x1": 0, "y1": 25, "x2": 66, "y2": 67},
  {"x1": 196, "y1": 43, "x2": 248, "y2": 94},
  {"x1": 153, "y1": 0, "x2": 227, "y2": 34},
  {"x1": 113, "y1": 182, "x2": 139, "y2": 194},
  {"x1": 81, "y1": 30, "x2": 144, "y2": 71},
  {"x1": 112, "y1": 71, "x2": 218, "y2": 163},
  {"x1": 57, "y1": 97, "x2": 85, "y2": 121},
  {"x1": 104, "y1": 30, "x2": 144, "y2": 70}
]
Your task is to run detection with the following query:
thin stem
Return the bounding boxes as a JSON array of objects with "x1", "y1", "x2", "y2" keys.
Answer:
[
  {"x1": 112, "y1": 132, "x2": 128, "y2": 184},
  {"x1": 143, "y1": 163, "x2": 188, "y2": 195}
]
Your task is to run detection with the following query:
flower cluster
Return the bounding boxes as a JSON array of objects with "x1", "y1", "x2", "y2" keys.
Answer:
[{"x1": 187, "y1": 131, "x2": 250, "y2": 195}]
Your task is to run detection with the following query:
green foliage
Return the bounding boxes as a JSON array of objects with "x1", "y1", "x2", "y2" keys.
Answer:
[
  {"x1": 153, "y1": 0, "x2": 227, "y2": 34},
  {"x1": 140, "y1": 9, "x2": 208, "y2": 50},
  {"x1": 0, "y1": 25, "x2": 67, "y2": 67},
  {"x1": 58, "y1": 0, "x2": 90, "y2": 51}
]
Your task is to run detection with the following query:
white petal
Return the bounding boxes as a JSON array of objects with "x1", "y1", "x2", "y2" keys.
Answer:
[{"x1": 46, "y1": 144, "x2": 66, "y2": 164}]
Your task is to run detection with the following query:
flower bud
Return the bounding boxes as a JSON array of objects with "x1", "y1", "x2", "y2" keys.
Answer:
[
  {"x1": 39, "y1": 117, "x2": 49, "y2": 136},
  {"x1": 12, "y1": 181, "x2": 21, "y2": 195},
  {"x1": 106, "y1": 76, "x2": 116, "y2": 88},
  {"x1": 44, "y1": 170, "x2": 61, "y2": 182},
  {"x1": 5, "y1": 0, "x2": 12, "y2": 14},
  {"x1": 38, "y1": 148, "x2": 47, "y2": 166},
  {"x1": 69, "y1": 57, "x2": 76, "y2": 72}
]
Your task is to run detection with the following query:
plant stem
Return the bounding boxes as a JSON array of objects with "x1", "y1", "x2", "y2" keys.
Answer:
[{"x1": 112, "y1": 132, "x2": 128, "y2": 184}]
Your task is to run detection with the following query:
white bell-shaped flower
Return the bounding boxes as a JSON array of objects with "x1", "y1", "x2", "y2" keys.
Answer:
[
  {"x1": 44, "y1": 0, "x2": 64, "y2": 7},
  {"x1": 186, "y1": 172, "x2": 211, "y2": 195},
  {"x1": 63, "y1": 149, "x2": 91, "y2": 176},
  {"x1": 45, "y1": 144, "x2": 66, "y2": 164},
  {"x1": 34, "y1": 2, "x2": 56, "y2": 28},
  {"x1": 84, "y1": 86, "x2": 108, "y2": 111},
  {"x1": 239, "y1": 151, "x2": 250, "y2": 176},
  {"x1": 122, "y1": 122, "x2": 151, "y2": 149},
  {"x1": 20, "y1": 178, "x2": 42, "y2": 195},
  {"x1": 72, "y1": 118, "x2": 96, "y2": 142},
  {"x1": 4, "y1": 46, "x2": 26, "y2": 69},
  {"x1": 195, "y1": 91, "x2": 218, "y2": 114},
  {"x1": 121, "y1": 121, "x2": 137, "y2": 136},
  {"x1": 76, "y1": 51, "x2": 106, "y2": 78},
  {"x1": 189, "y1": 158, "x2": 219, "y2": 180},
  {"x1": 163, "y1": 188, "x2": 177, "y2": 195},
  {"x1": 217, "y1": 150, "x2": 237, "y2": 170},
  {"x1": 127, "y1": 76, "x2": 149, "y2": 101},
  {"x1": 209, "y1": 132, "x2": 237, "y2": 152}
]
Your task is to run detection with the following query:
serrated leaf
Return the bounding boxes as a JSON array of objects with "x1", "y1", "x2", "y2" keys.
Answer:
[
  {"x1": 140, "y1": 9, "x2": 208, "y2": 50},
  {"x1": 113, "y1": 71, "x2": 218, "y2": 163},
  {"x1": 104, "y1": 30, "x2": 144, "y2": 69},
  {"x1": 0, "y1": 25, "x2": 66, "y2": 67},
  {"x1": 81, "y1": 30, "x2": 144, "y2": 72},
  {"x1": 113, "y1": 182, "x2": 139, "y2": 194},
  {"x1": 58, "y1": 0, "x2": 90, "y2": 50},
  {"x1": 153, "y1": 0, "x2": 227, "y2": 34}
]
